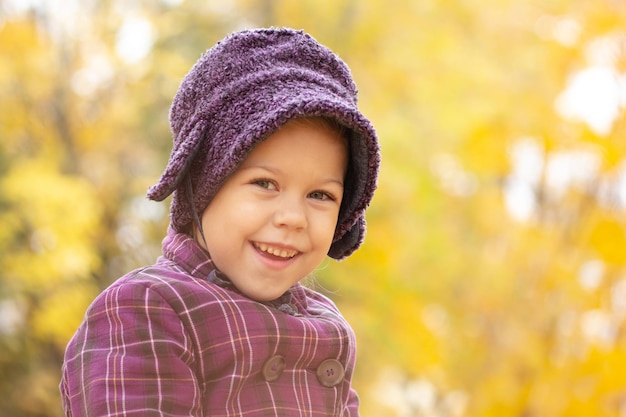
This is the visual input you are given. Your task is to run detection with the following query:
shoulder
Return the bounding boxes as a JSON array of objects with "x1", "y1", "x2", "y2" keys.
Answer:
[{"x1": 86, "y1": 259, "x2": 226, "y2": 319}]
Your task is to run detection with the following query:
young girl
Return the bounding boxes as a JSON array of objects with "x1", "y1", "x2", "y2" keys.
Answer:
[{"x1": 60, "y1": 27, "x2": 380, "y2": 417}]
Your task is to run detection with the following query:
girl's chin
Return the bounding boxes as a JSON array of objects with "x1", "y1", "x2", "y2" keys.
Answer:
[
  {"x1": 231, "y1": 281, "x2": 288, "y2": 303},
  {"x1": 243, "y1": 291, "x2": 286, "y2": 303}
]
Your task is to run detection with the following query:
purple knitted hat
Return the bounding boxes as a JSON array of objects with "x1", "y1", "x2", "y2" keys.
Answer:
[{"x1": 147, "y1": 28, "x2": 380, "y2": 260}]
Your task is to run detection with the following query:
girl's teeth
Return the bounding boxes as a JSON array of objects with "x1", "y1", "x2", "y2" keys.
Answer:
[{"x1": 256, "y1": 243, "x2": 296, "y2": 258}]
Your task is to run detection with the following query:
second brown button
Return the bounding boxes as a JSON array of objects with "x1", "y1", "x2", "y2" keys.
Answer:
[
  {"x1": 316, "y1": 358, "x2": 345, "y2": 387},
  {"x1": 262, "y1": 355, "x2": 286, "y2": 382}
]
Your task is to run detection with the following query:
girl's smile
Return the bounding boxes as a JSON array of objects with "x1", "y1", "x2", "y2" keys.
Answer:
[
  {"x1": 251, "y1": 241, "x2": 300, "y2": 272},
  {"x1": 253, "y1": 242, "x2": 299, "y2": 259},
  {"x1": 197, "y1": 118, "x2": 348, "y2": 302}
]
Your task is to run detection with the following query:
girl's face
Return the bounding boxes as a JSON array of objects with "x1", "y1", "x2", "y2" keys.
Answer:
[{"x1": 197, "y1": 119, "x2": 348, "y2": 302}]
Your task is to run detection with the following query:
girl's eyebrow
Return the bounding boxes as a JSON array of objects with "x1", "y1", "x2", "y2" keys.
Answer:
[
  {"x1": 239, "y1": 164, "x2": 344, "y2": 187},
  {"x1": 317, "y1": 178, "x2": 345, "y2": 188}
]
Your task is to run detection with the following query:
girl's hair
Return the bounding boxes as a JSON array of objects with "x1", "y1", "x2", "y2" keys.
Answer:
[{"x1": 292, "y1": 116, "x2": 348, "y2": 139}]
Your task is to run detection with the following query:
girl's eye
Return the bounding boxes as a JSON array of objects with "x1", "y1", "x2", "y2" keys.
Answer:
[
  {"x1": 252, "y1": 179, "x2": 277, "y2": 190},
  {"x1": 309, "y1": 190, "x2": 335, "y2": 201}
]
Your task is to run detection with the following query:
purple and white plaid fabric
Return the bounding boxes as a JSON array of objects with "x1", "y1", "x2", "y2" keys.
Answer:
[{"x1": 60, "y1": 228, "x2": 359, "y2": 416}]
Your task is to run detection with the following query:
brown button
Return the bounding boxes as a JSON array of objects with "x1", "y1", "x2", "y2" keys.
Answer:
[
  {"x1": 316, "y1": 359, "x2": 345, "y2": 387},
  {"x1": 262, "y1": 355, "x2": 285, "y2": 382}
]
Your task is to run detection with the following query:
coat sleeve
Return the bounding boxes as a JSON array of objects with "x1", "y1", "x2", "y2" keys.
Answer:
[
  {"x1": 60, "y1": 280, "x2": 202, "y2": 417},
  {"x1": 346, "y1": 387, "x2": 360, "y2": 416}
]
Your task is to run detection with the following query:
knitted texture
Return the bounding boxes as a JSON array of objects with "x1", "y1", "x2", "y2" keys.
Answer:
[{"x1": 147, "y1": 28, "x2": 380, "y2": 259}]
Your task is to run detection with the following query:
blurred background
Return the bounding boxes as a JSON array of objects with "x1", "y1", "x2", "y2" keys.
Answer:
[{"x1": 1, "y1": 0, "x2": 626, "y2": 416}]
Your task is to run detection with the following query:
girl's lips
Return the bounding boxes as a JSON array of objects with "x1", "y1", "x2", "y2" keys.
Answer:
[{"x1": 251, "y1": 242, "x2": 301, "y2": 270}]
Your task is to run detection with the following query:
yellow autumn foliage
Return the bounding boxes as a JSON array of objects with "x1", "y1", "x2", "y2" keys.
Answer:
[{"x1": 1, "y1": 0, "x2": 626, "y2": 416}]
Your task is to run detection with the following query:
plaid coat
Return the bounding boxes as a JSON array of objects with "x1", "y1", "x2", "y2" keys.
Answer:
[{"x1": 60, "y1": 229, "x2": 359, "y2": 416}]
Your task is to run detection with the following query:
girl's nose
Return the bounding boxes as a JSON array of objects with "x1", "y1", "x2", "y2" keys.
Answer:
[{"x1": 273, "y1": 195, "x2": 307, "y2": 230}]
